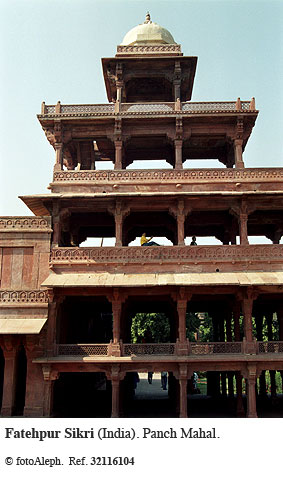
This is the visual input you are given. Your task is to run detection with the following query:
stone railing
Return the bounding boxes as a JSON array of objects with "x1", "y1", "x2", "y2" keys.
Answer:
[
  {"x1": 257, "y1": 342, "x2": 283, "y2": 354},
  {"x1": 55, "y1": 341, "x2": 283, "y2": 357},
  {"x1": 50, "y1": 245, "x2": 283, "y2": 265},
  {"x1": 0, "y1": 290, "x2": 49, "y2": 304},
  {"x1": 52, "y1": 167, "x2": 283, "y2": 183},
  {"x1": 0, "y1": 216, "x2": 51, "y2": 231},
  {"x1": 189, "y1": 342, "x2": 243, "y2": 355},
  {"x1": 56, "y1": 344, "x2": 109, "y2": 356},
  {"x1": 41, "y1": 100, "x2": 256, "y2": 117},
  {"x1": 123, "y1": 343, "x2": 176, "y2": 356},
  {"x1": 116, "y1": 44, "x2": 182, "y2": 55}
]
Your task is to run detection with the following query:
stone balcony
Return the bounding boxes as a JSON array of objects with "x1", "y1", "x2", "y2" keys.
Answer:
[
  {"x1": 50, "y1": 167, "x2": 283, "y2": 194},
  {"x1": 49, "y1": 244, "x2": 283, "y2": 275},
  {"x1": 55, "y1": 341, "x2": 283, "y2": 358},
  {"x1": 40, "y1": 100, "x2": 256, "y2": 118}
]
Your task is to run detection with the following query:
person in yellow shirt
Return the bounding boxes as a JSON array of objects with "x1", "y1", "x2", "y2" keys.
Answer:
[{"x1": 140, "y1": 233, "x2": 160, "y2": 246}]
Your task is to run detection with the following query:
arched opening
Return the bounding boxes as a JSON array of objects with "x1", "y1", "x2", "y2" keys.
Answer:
[{"x1": 13, "y1": 345, "x2": 27, "y2": 416}]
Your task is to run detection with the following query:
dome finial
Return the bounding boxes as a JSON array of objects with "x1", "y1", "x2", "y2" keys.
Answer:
[{"x1": 144, "y1": 12, "x2": 151, "y2": 24}]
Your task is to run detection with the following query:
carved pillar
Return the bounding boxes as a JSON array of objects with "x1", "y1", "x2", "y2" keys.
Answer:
[
  {"x1": 255, "y1": 311, "x2": 266, "y2": 396},
  {"x1": 47, "y1": 292, "x2": 63, "y2": 356},
  {"x1": 110, "y1": 289, "x2": 123, "y2": 357},
  {"x1": 24, "y1": 338, "x2": 46, "y2": 417},
  {"x1": 226, "y1": 310, "x2": 234, "y2": 398},
  {"x1": 234, "y1": 139, "x2": 244, "y2": 169},
  {"x1": 42, "y1": 365, "x2": 60, "y2": 416},
  {"x1": 277, "y1": 308, "x2": 283, "y2": 388},
  {"x1": 239, "y1": 212, "x2": 249, "y2": 245},
  {"x1": 235, "y1": 372, "x2": 245, "y2": 416},
  {"x1": 54, "y1": 142, "x2": 63, "y2": 171},
  {"x1": 245, "y1": 367, "x2": 258, "y2": 418},
  {"x1": 115, "y1": 214, "x2": 123, "y2": 247},
  {"x1": 177, "y1": 213, "x2": 185, "y2": 245},
  {"x1": 179, "y1": 365, "x2": 188, "y2": 418},
  {"x1": 266, "y1": 312, "x2": 277, "y2": 400},
  {"x1": 109, "y1": 366, "x2": 123, "y2": 418},
  {"x1": 176, "y1": 290, "x2": 190, "y2": 355},
  {"x1": 241, "y1": 290, "x2": 256, "y2": 344},
  {"x1": 233, "y1": 300, "x2": 241, "y2": 342},
  {"x1": 52, "y1": 203, "x2": 61, "y2": 248},
  {"x1": 174, "y1": 140, "x2": 183, "y2": 170},
  {"x1": 1, "y1": 339, "x2": 18, "y2": 416},
  {"x1": 114, "y1": 140, "x2": 123, "y2": 169}
]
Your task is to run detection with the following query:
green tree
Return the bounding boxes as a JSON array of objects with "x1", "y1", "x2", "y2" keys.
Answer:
[{"x1": 131, "y1": 312, "x2": 170, "y2": 343}]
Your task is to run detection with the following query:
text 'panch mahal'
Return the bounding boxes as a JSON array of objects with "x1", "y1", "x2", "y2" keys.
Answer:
[{"x1": 1, "y1": 14, "x2": 283, "y2": 418}]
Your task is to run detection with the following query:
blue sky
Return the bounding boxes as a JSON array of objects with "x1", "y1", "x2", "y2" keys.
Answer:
[{"x1": 0, "y1": 0, "x2": 282, "y2": 215}]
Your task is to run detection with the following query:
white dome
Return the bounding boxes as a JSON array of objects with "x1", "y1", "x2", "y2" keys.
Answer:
[{"x1": 121, "y1": 14, "x2": 176, "y2": 46}]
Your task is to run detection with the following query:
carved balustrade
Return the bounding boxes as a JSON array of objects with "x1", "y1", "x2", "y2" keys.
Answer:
[
  {"x1": 41, "y1": 100, "x2": 255, "y2": 117},
  {"x1": 54, "y1": 341, "x2": 283, "y2": 358},
  {"x1": 53, "y1": 167, "x2": 283, "y2": 181},
  {"x1": 257, "y1": 341, "x2": 283, "y2": 354},
  {"x1": 50, "y1": 244, "x2": 283, "y2": 266},
  {"x1": 56, "y1": 344, "x2": 109, "y2": 356},
  {"x1": 123, "y1": 343, "x2": 176, "y2": 356},
  {"x1": 189, "y1": 342, "x2": 243, "y2": 355}
]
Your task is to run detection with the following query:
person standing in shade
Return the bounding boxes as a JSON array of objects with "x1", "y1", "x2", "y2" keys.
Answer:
[
  {"x1": 161, "y1": 371, "x2": 167, "y2": 390},
  {"x1": 148, "y1": 372, "x2": 153, "y2": 384},
  {"x1": 190, "y1": 235, "x2": 197, "y2": 246}
]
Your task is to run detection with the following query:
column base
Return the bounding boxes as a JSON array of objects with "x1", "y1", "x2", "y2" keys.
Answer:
[
  {"x1": 24, "y1": 406, "x2": 44, "y2": 417},
  {"x1": 176, "y1": 340, "x2": 189, "y2": 356}
]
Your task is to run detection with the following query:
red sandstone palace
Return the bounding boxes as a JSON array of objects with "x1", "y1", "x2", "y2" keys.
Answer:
[{"x1": 1, "y1": 14, "x2": 283, "y2": 418}]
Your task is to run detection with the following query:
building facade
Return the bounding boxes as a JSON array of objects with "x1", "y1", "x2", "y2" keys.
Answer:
[{"x1": 1, "y1": 14, "x2": 283, "y2": 418}]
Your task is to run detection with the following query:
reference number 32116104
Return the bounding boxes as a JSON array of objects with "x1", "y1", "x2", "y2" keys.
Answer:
[{"x1": 90, "y1": 457, "x2": 135, "y2": 466}]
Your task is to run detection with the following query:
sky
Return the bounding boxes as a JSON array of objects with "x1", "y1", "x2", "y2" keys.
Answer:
[{"x1": 0, "y1": 0, "x2": 283, "y2": 217}]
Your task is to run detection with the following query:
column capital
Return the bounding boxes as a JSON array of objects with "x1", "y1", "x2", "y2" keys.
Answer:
[{"x1": 42, "y1": 365, "x2": 60, "y2": 381}]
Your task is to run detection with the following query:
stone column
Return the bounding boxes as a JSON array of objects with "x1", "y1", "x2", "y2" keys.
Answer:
[
  {"x1": 176, "y1": 294, "x2": 189, "y2": 355},
  {"x1": 114, "y1": 140, "x2": 123, "y2": 170},
  {"x1": 115, "y1": 214, "x2": 123, "y2": 247},
  {"x1": 178, "y1": 365, "x2": 188, "y2": 418},
  {"x1": 239, "y1": 211, "x2": 249, "y2": 245},
  {"x1": 234, "y1": 139, "x2": 244, "y2": 169},
  {"x1": 174, "y1": 140, "x2": 183, "y2": 170},
  {"x1": 42, "y1": 366, "x2": 59, "y2": 416},
  {"x1": 255, "y1": 311, "x2": 266, "y2": 396},
  {"x1": 52, "y1": 203, "x2": 61, "y2": 248},
  {"x1": 110, "y1": 291, "x2": 123, "y2": 357},
  {"x1": 241, "y1": 290, "x2": 256, "y2": 345},
  {"x1": 54, "y1": 142, "x2": 63, "y2": 171},
  {"x1": 177, "y1": 213, "x2": 185, "y2": 246},
  {"x1": 235, "y1": 372, "x2": 245, "y2": 417},
  {"x1": 47, "y1": 292, "x2": 62, "y2": 356},
  {"x1": 233, "y1": 301, "x2": 241, "y2": 342},
  {"x1": 24, "y1": 340, "x2": 46, "y2": 417},
  {"x1": 266, "y1": 312, "x2": 277, "y2": 400},
  {"x1": 109, "y1": 366, "x2": 122, "y2": 418},
  {"x1": 226, "y1": 311, "x2": 234, "y2": 398},
  {"x1": 245, "y1": 367, "x2": 258, "y2": 418},
  {"x1": 1, "y1": 340, "x2": 17, "y2": 416}
]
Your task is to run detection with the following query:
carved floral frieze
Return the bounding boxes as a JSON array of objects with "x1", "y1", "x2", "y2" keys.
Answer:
[
  {"x1": 0, "y1": 290, "x2": 49, "y2": 304},
  {"x1": 50, "y1": 244, "x2": 283, "y2": 264}
]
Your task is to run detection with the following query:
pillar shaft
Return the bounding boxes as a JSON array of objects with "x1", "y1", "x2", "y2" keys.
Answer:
[
  {"x1": 1, "y1": 349, "x2": 17, "y2": 416},
  {"x1": 177, "y1": 300, "x2": 187, "y2": 343},
  {"x1": 114, "y1": 141, "x2": 122, "y2": 169},
  {"x1": 111, "y1": 379, "x2": 120, "y2": 418},
  {"x1": 179, "y1": 378, "x2": 188, "y2": 418},
  {"x1": 174, "y1": 140, "x2": 183, "y2": 170},
  {"x1": 242, "y1": 297, "x2": 254, "y2": 342},
  {"x1": 246, "y1": 374, "x2": 258, "y2": 418},
  {"x1": 24, "y1": 354, "x2": 45, "y2": 417},
  {"x1": 234, "y1": 139, "x2": 244, "y2": 169},
  {"x1": 112, "y1": 301, "x2": 122, "y2": 344},
  {"x1": 239, "y1": 213, "x2": 249, "y2": 245},
  {"x1": 115, "y1": 215, "x2": 123, "y2": 247}
]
